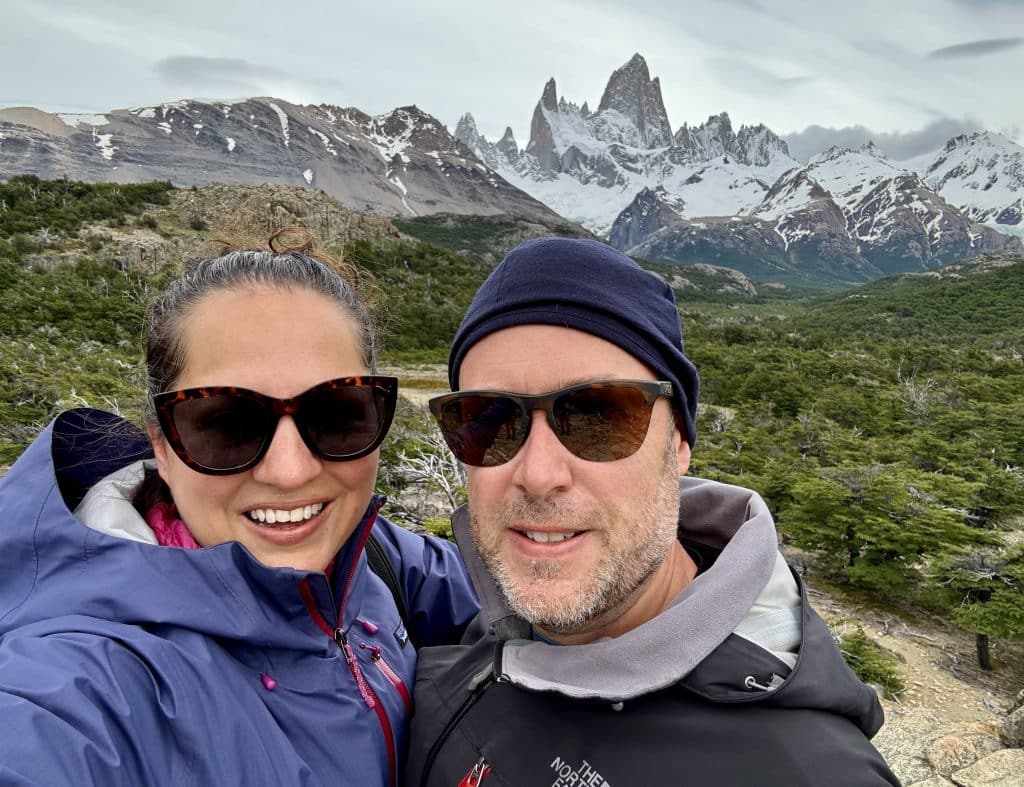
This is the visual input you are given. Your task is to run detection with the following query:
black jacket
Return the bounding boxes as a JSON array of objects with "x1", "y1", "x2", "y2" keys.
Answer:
[{"x1": 405, "y1": 478, "x2": 900, "y2": 786}]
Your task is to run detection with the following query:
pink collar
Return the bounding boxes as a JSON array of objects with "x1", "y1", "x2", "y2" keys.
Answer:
[{"x1": 144, "y1": 502, "x2": 202, "y2": 550}]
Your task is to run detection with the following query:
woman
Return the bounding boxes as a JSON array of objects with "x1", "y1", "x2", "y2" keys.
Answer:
[{"x1": 0, "y1": 235, "x2": 479, "y2": 786}]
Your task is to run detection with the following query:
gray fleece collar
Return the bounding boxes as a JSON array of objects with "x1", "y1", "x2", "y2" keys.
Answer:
[{"x1": 451, "y1": 476, "x2": 785, "y2": 701}]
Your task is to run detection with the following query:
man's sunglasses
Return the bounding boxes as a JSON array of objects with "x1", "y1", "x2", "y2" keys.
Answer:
[
  {"x1": 154, "y1": 376, "x2": 398, "y2": 475},
  {"x1": 428, "y1": 380, "x2": 673, "y2": 467}
]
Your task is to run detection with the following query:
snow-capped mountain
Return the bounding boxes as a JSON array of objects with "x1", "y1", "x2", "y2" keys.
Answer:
[
  {"x1": 611, "y1": 143, "x2": 1019, "y2": 283},
  {"x1": 904, "y1": 131, "x2": 1024, "y2": 236},
  {"x1": 458, "y1": 53, "x2": 1020, "y2": 282},
  {"x1": 455, "y1": 54, "x2": 797, "y2": 236},
  {"x1": 0, "y1": 99, "x2": 568, "y2": 225}
]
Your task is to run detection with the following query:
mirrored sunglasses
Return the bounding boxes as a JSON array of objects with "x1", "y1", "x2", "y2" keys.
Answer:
[
  {"x1": 429, "y1": 380, "x2": 673, "y2": 467},
  {"x1": 154, "y1": 376, "x2": 398, "y2": 475}
]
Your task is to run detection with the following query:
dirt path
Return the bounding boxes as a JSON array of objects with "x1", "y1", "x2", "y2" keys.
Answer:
[{"x1": 808, "y1": 587, "x2": 1022, "y2": 728}]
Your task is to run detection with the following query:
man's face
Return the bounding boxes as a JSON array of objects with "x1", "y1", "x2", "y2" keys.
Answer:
[{"x1": 458, "y1": 324, "x2": 691, "y2": 641}]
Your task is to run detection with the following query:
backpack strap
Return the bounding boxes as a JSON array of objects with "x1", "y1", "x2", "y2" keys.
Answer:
[{"x1": 365, "y1": 532, "x2": 419, "y2": 649}]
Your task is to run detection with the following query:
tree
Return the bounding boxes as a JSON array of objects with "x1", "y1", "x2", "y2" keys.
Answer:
[{"x1": 932, "y1": 545, "x2": 1024, "y2": 669}]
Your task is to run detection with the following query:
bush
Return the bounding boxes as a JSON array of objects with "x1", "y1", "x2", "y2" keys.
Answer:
[
  {"x1": 838, "y1": 626, "x2": 905, "y2": 699},
  {"x1": 421, "y1": 516, "x2": 454, "y2": 541}
]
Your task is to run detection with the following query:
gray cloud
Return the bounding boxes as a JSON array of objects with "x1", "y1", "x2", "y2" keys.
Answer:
[
  {"x1": 927, "y1": 37, "x2": 1024, "y2": 59},
  {"x1": 707, "y1": 57, "x2": 812, "y2": 96},
  {"x1": 784, "y1": 118, "x2": 983, "y2": 161},
  {"x1": 154, "y1": 56, "x2": 289, "y2": 90}
]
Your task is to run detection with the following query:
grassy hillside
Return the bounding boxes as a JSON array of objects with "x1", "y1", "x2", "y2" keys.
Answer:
[{"x1": 791, "y1": 254, "x2": 1024, "y2": 350}]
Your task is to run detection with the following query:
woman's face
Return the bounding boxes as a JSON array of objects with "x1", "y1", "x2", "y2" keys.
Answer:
[{"x1": 150, "y1": 285, "x2": 380, "y2": 572}]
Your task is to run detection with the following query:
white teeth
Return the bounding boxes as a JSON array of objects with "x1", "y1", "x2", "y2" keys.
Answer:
[
  {"x1": 247, "y1": 503, "x2": 324, "y2": 526},
  {"x1": 524, "y1": 531, "x2": 574, "y2": 544}
]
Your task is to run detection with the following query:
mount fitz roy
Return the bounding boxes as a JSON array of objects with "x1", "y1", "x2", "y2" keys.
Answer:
[
  {"x1": 456, "y1": 53, "x2": 1021, "y2": 282},
  {"x1": 1, "y1": 53, "x2": 1022, "y2": 285}
]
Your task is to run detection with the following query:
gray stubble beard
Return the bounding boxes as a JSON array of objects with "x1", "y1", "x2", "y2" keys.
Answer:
[{"x1": 468, "y1": 432, "x2": 681, "y2": 635}]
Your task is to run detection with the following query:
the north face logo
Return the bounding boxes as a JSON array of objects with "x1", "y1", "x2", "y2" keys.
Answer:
[{"x1": 550, "y1": 756, "x2": 611, "y2": 787}]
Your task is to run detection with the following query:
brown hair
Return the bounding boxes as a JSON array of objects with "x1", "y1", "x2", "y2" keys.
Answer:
[{"x1": 143, "y1": 228, "x2": 378, "y2": 425}]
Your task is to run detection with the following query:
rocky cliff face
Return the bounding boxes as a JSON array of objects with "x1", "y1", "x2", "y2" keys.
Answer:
[{"x1": 0, "y1": 99, "x2": 569, "y2": 226}]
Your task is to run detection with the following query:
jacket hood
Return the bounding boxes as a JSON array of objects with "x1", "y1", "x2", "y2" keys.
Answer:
[
  {"x1": 0, "y1": 409, "x2": 377, "y2": 655},
  {"x1": 450, "y1": 476, "x2": 883, "y2": 736},
  {"x1": 451, "y1": 476, "x2": 780, "y2": 699}
]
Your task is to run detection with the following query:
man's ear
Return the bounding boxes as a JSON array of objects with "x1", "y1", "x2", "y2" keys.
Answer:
[
  {"x1": 672, "y1": 412, "x2": 691, "y2": 476},
  {"x1": 677, "y1": 438, "x2": 691, "y2": 477},
  {"x1": 148, "y1": 426, "x2": 172, "y2": 483}
]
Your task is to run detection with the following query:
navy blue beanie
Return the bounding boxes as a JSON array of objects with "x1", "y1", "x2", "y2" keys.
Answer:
[{"x1": 449, "y1": 237, "x2": 700, "y2": 446}]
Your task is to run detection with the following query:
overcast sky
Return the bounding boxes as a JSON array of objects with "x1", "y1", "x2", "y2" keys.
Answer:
[{"x1": 2, "y1": 0, "x2": 1022, "y2": 160}]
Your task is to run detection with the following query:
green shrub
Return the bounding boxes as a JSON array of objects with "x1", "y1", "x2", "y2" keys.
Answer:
[
  {"x1": 422, "y1": 516, "x2": 454, "y2": 541},
  {"x1": 838, "y1": 626, "x2": 905, "y2": 699}
]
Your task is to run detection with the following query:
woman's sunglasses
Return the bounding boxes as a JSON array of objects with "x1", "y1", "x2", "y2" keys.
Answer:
[
  {"x1": 428, "y1": 380, "x2": 673, "y2": 467},
  {"x1": 154, "y1": 376, "x2": 398, "y2": 475}
]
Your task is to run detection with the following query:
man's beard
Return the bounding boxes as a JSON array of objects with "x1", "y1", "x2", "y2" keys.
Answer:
[{"x1": 468, "y1": 434, "x2": 681, "y2": 635}]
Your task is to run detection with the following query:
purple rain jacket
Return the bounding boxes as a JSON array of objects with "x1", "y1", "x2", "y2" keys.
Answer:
[{"x1": 0, "y1": 408, "x2": 479, "y2": 786}]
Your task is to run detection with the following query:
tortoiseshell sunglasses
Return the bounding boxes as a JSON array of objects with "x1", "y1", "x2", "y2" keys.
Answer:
[
  {"x1": 154, "y1": 376, "x2": 398, "y2": 475},
  {"x1": 428, "y1": 380, "x2": 673, "y2": 467}
]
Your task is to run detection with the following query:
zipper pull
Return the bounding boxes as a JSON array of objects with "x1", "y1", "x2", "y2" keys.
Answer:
[
  {"x1": 359, "y1": 642, "x2": 383, "y2": 660},
  {"x1": 458, "y1": 756, "x2": 491, "y2": 786},
  {"x1": 336, "y1": 628, "x2": 376, "y2": 709}
]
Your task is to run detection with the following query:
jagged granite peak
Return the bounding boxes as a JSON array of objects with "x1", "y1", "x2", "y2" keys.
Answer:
[
  {"x1": 540, "y1": 78, "x2": 559, "y2": 111},
  {"x1": 454, "y1": 112, "x2": 480, "y2": 144},
  {"x1": 580, "y1": 102, "x2": 591, "y2": 119},
  {"x1": 735, "y1": 123, "x2": 792, "y2": 167},
  {"x1": 675, "y1": 112, "x2": 736, "y2": 161},
  {"x1": 596, "y1": 53, "x2": 673, "y2": 149},
  {"x1": 672, "y1": 113, "x2": 789, "y2": 167},
  {"x1": 453, "y1": 112, "x2": 518, "y2": 172},
  {"x1": 0, "y1": 96, "x2": 571, "y2": 226},
  {"x1": 526, "y1": 77, "x2": 560, "y2": 171},
  {"x1": 496, "y1": 127, "x2": 519, "y2": 159}
]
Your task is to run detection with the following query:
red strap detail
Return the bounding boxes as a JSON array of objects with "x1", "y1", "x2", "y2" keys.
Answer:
[{"x1": 458, "y1": 759, "x2": 491, "y2": 786}]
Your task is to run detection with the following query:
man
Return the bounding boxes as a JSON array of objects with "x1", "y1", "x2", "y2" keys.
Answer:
[{"x1": 405, "y1": 238, "x2": 898, "y2": 786}]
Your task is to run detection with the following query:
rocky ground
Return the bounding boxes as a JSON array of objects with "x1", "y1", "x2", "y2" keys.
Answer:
[{"x1": 809, "y1": 589, "x2": 1024, "y2": 786}]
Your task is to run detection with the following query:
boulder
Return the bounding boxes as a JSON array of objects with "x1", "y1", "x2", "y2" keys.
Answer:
[{"x1": 950, "y1": 749, "x2": 1024, "y2": 786}]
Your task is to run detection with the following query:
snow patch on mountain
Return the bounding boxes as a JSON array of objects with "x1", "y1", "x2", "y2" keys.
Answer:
[
  {"x1": 268, "y1": 102, "x2": 290, "y2": 147},
  {"x1": 308, "y1": 127, "x2": 337, "y2": 156},
  {"x1": 59, "y1": 113, "x2": 109, "y2": 128},
  {"x1": 92, "y1": 129, "x2": 115, "y2": 160}
]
